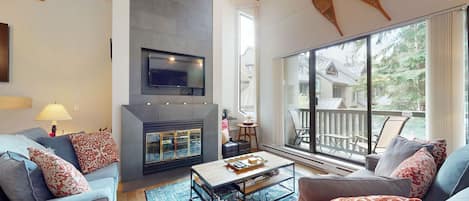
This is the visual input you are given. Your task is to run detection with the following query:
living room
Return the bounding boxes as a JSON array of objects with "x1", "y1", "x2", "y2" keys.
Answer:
[{"x1": 1, "y1": 0, "x2": 469, "y2": 201}]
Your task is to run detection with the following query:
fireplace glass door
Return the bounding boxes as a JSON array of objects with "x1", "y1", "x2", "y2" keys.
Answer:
[{"x1": 145, "y1": 128, "x2": 202, "y2": 165}]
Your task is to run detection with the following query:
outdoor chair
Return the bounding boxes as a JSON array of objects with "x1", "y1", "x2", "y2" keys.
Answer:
[
  {"x1": 350, "y1": 116, "x2": 410, "y2": 154},
  {"x1": 289, "y1": 109, "x2": 325, "y2": 151},
  {"x1": 289, "y1": 109, "x2": 309, "y2": 145}
]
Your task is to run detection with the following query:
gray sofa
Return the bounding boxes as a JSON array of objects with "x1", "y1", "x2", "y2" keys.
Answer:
[
  {"x1": 0, "y1": 128, "x2": 118, "y2": 201},
  {"x1": 299, "y1": 144, "x2": 469, "y2": 201}
]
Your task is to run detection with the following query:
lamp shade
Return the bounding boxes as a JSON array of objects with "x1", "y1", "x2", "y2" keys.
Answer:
[{"x1": 36, "y1": 104, "x2": 72, "y2": 121}]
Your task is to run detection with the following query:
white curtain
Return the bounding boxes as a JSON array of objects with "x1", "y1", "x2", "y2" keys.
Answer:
[{"x1": 426, "y1": 9, "x2": 466, "y2": 153}]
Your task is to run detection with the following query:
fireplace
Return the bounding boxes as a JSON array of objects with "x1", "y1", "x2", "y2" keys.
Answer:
[
  {"x1": 121, "y1": 104, "x2": 218, "y2": 183},
  {"x1": 143, "y1": 120, "x2": 203, "y2": 174}
]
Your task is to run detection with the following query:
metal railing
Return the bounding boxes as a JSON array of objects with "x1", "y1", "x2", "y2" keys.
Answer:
[{"x1": 294, "y1": 108, "x2": 425, "y2": 155}]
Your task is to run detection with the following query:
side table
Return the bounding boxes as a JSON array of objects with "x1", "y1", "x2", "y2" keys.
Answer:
[{"x1": 237, "y1": 123, "x2": 259, "y2": 151}]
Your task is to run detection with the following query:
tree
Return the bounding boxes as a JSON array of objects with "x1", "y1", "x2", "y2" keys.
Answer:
[{"x1": 355, "y1": 22, "x2": 426, "y2": 111}]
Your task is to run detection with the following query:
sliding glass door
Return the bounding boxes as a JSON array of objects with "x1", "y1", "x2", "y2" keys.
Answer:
[
  {"x1": 283, "y1": 21, "x2": 428, "y2": 163},
  {"x1": 283, "y1": 38, "x2": 372, "y2": 161},
  {"x1": 313, "y1": 37, "x2": 370, "y2": 161}
]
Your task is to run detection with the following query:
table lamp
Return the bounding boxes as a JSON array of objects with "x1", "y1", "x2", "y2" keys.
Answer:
[{"x1": 36, "y1": 103, "x2": 72, "y2": 137}]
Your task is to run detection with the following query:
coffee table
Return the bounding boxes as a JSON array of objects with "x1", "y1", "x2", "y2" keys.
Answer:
[{"x1": 190, "y1": 151, "x2": 295, "y2": 200}]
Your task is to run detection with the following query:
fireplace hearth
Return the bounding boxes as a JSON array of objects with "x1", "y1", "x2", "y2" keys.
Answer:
[{"x1": 143, "y1": 120, "x2": 203, "y2": 174}]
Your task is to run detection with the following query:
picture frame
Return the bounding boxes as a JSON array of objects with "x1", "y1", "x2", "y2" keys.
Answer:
[{"x1": 0, "y1": 23, "x2": 9, "y2": 82}]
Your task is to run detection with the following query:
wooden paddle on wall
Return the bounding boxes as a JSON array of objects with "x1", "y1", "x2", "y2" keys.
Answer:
[
  {"x1": 312, "y1": 0, "x2": 343, "y2": 36},
  {"x1": 311, "y1": 0, "x2": 392, "y2": 36},
  {"x1": 361, "y1": 0, "x2": 391, "y2": 21}
]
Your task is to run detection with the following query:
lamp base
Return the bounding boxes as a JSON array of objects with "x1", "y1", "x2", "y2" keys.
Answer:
[{"x1": 49, "y1": 125, "x2": 57, "y2": 137}]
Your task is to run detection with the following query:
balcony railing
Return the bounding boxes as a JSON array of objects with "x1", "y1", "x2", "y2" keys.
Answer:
[{"x1": 293, "y1": 108, "x2": 425, "y2": 156}]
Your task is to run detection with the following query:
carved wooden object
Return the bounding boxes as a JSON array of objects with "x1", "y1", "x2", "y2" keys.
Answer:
[
  {"x1": 361, "y1": 0, "x2": 391, "y2": 20},
  {"x1": 312, "y1": 0, "x2": 343, "y2": 36}
]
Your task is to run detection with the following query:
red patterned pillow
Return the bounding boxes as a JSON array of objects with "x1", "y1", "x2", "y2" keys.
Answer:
[
  {"x1": 28, "y1": 147, "x2": 90, "y2": 197},
  {"x1": 390, "y1": 148, "x2": 436, "y2": 198},
  {"x1": 332, "y1": 196, "x2": 421, "y2": 201},
  {"x1": 69, "y1": 131, "x2": 119, "y2": 174},
  {"x1": 413, "y1": 138, "x2": 447, "y2": 168}
]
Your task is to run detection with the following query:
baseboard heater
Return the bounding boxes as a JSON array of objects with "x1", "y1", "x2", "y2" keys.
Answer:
[{"x1": 261, "y1": 144, "x2": 360, "y2": 176}]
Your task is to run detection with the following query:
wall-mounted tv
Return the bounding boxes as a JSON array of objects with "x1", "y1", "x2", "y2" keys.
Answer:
[
  {"x1": 0, "y1": 23, "x2": 9, "y2": 82},
  {"x1": 148, "y1": 51, "x2": 204, "y2": 89}
]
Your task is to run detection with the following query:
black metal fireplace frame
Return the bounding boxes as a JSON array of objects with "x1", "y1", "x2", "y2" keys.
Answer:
[{"x1": 142, "y1": 120, "x2": 204, "y2": 175}]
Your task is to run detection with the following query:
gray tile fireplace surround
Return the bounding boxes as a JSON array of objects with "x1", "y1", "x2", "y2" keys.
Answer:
[{"x1": 121, "y1": 104, "x2": 218, "y2": 183}]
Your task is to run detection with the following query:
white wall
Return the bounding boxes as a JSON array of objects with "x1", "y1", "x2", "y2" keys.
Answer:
[
  {"x1": 112, "y1": 0, "x2": 130, "y2": 148},
  {"x1": 221, "y1": 1, "x2": 238, "y2": 116},
  {"x1": 0, "y1": 0, "x2": 112, "y2": 134},
  {"x1": 213, "y1": 0, "x2": 224, "y2": 158},
  {"x1": 258, "y1": 0, "x2": 469, "y2": 145}
]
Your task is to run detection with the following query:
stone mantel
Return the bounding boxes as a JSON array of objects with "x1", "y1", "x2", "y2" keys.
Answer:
[{"x1": 123, "y1": 104, "x2": 216, "y2": 123}]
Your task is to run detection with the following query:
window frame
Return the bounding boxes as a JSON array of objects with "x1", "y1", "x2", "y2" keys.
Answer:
[{"x1": 237, "y1": 10, "x2": 258, "y2": 118}]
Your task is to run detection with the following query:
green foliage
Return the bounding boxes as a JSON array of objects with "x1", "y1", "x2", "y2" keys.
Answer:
[{"x1": 356, "y1": 22, "x2": 426, "y2": 111}]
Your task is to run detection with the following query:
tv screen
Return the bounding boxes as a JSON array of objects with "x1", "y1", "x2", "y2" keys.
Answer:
[
  {"x1": 148, "y1": 52, "x2": 204, "y2": 88},
  {"x1": 149, "y1": 69, "x2": 188, "y2": 87}
]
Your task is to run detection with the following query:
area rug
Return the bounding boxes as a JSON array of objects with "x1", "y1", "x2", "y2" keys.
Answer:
[{"x1": 145, "y1": 170, "x2": 303, "y2": 201}]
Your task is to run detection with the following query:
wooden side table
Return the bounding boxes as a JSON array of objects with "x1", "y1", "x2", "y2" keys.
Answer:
[{"x1": 237, "y1": 123, "x2": 259, "y2": 151}]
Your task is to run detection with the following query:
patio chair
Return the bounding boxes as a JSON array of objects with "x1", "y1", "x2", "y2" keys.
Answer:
[
  {"x1": 351, "y1": 116, "x2": 410, "y2": 154},
  {"x1": 289, "y1": 109, "x2": 310, "y2": 146}
]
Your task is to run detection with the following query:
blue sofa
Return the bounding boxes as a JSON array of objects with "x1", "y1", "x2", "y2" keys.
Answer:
[{"x1": 0, "y1": 128, "x2": 119, "y2": 201}]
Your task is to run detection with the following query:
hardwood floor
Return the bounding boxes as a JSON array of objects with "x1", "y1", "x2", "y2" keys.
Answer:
[{"x1": 117, "y1": 163, "x2": 325, "y2": 201}]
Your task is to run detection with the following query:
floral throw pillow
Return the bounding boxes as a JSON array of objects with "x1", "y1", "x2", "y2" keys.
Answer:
[
  {"x1": 28, "y1": 147, "x2": 90, "y2": 197},
  {"x1": 413, "y1": 138, "x2": 447, "y2": 168},
  {"x1": 391, "y1": 148, "x2": 437, "y2": 198},
  {"x1": 332, "y1": 196, "x2": 421, "y2": 201},
  {"x1": 69, "y1": 131, "x2": 119, "y2": 174}
]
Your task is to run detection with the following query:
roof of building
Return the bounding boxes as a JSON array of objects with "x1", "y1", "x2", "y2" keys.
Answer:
[{"x1": 315, "y1": 56, "x2": 364, "y2": 86}]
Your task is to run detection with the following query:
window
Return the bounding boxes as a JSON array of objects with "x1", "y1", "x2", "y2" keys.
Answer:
[
  {"x1": 299, "y1": 82, "x2": 309, "y2": 96},
  {"x1": 284, "y1": 52, "x2": 310, "y2": 151},
  {"x1": 332, "y1": 86, "x2": 343, "y2": 98},
  {"x1": 371, "y1": 22, "x2": 427, "y2": 141},
  {"x1": 283, "y1": 21, "x2": 428, "y2": 163},
  {"x1": 326, "y1": 64, "x2": 338, "y2": 76},
  {"x1": 238, "y1": 12, "x2": 257, "y2": 117}
]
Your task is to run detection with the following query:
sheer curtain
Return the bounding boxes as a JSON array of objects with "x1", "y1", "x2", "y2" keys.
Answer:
[{"x1": 426, "y1": 8, "x2": 466, "y2": 153}]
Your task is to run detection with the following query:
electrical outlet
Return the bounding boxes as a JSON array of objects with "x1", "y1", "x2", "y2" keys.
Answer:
[{"x1": 73, "y1": 104, "x2": 80, "y2": 111}]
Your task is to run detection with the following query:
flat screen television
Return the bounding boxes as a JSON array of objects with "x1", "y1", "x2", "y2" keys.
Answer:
[{"x1": 148, "y1": 52, "x2": 204, "y2": 89}]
